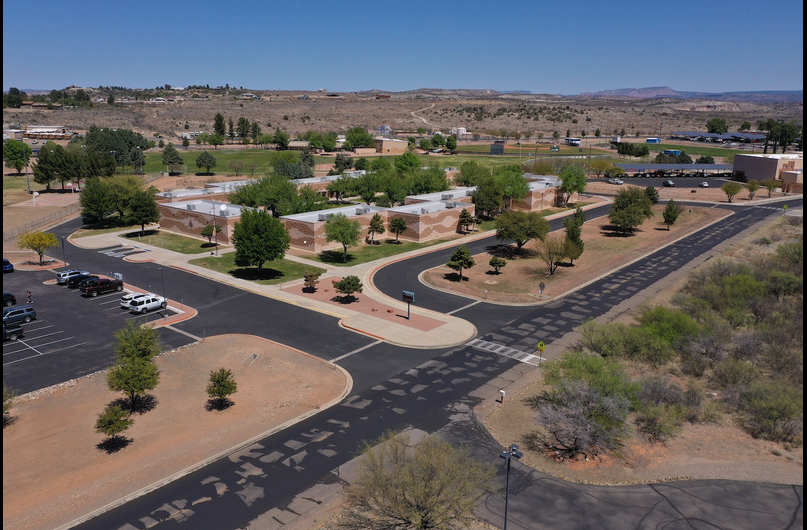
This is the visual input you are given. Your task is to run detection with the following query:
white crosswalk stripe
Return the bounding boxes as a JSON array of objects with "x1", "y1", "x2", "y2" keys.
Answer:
[{"x1": 465, "y1": 338, "x2": 543, "y2": 366}]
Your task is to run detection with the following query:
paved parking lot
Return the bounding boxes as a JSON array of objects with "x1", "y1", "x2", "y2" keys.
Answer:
[{"x1": 3, "y1": 268, "x2": 192, "y2": 395}]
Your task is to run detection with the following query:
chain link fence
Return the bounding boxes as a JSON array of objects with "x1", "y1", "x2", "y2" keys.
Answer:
[{"x1": 3, "y1": 203, "x2": 82, "y2": 241}]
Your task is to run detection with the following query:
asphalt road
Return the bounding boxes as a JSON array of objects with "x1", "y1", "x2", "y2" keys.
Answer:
[{"x1": 62, "y1": 197, "x2": 803, "y2": 530}]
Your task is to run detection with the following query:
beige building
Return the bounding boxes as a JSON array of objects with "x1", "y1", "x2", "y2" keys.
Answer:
[
  {"x1": 732, "y1": 154, "x2": 803, "y2": 183},
  {"x1": 374, "y1": 137, "x2": 408, "y2": 155},
  {"x1": 158, "y1": 200, "x2": 243, "y2": 244}
]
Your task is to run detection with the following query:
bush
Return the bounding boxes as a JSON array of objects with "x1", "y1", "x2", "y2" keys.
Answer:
[
  {"x1": 711, "y1": 359, "x2": 760, "y2": 390},
  {"x1": 741, "y1": 380, "x2": 803, "y2": 442},
  {"x1": 635, "y1": 405, "x2": 684, "y2": 444}
]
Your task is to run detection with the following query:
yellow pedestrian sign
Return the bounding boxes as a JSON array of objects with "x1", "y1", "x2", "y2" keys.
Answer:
[{"x1": 536, "y1": 341, "x2": 546, "y2": 353}]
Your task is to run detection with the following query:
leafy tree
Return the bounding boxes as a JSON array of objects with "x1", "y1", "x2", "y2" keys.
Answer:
[
  {"x1": 18, "y1": 231, "x2": 59, "y2": 265},
  {"x1": 607, "y1": 186, "x2": 654, "y2": 234},
  {"x1": 345, "y1": 126, "x2": 375, "y2": 148},
  {"x1": 213, "y1": 112, "x2": 226, "y2": 137},
  {"x1": 236, "y1": 117, "x2": 250, "y2": 139},
  {"x1": 456, "y1": 160, "x2": 491, "y2": 187},
  {"x1": 389, "y1": 217, "x2": 407, "y2": 242},
  {"x1": 114, "y1": 319, "x2": 161, "y2": 360},
  {"x1": 95, "y1": 404, "x2": 134, "y2": 442},
  {"x1": 644, "y1": 186, "x2": 659, "y2": 204},
  {"x1": 533, "y1": 232, "x2": 568, "y2": 275},
  {"x1": 589, "y1": 159, "x2": 612, "y2": 177},
  {"x1": 762, "y1": 180, "x2": 779, "y2": 197},
  {"x1": 706, "y1": 118, "x2": 728, "y2": 134},
  {"x1": 161, "y1": 143, "x2": 184, "y2": 175},
  {"x1": 489, "y1": 256, "x2": 506, "y2": 274},
  {"x1": 471, "y1": 175, "x2": 504, "y2": 218},
  {"x1": 228, "y1": 118, "x2": 235, "y2": 141},
  {"x1": 564, "y1": 207, "x2": 585, "y2": 264},
  {"x1": 739, "y1": 121, "x2": 752, "y2": 131},
  {"x1": 79, "y1": 176, "x2": 113, "y2": 220},
  {"x1": 125, "y1": 189, "x2": 160, "y2": 235},
  {"x1": 745, "y1": 180, "x2": 760, "y2": 200},
  {"x1": 556, "y1": 165, "x2": 587, "y2": 206},
  {"x1": 195, "y1": 150, "x2": 218, "y2": 174},
  {"x1": 495, "y1": 165, "x2": 530, "y2": 209},
  {"x1": 341, "y1": 432, "x2": 495, "y2": 530},
  {"x1": 495, "y1": 210, "x2": 550, "y2": 250},
  {"x1": 325, "y1": 213, "x2": 362, "y2": 261},
  {"x1": 447, "y1": 245, "x2": 475, "y2": 280},
  {"x1": 367, "y1": 213, "x2": 385, "y2": 244},
  {"x1": 105, "y1": 175, "x2": 142, "y2": 218},
  {"x1": 721, "y1": 181, "x2": 743, "y2": 203},
  {"x1": 32, "y1": 141, "x2": 66, "y2": 190},
  {"x1": 300, "y1": 147, "x2": 316, "y2": 169},
  {"x1": 332, "y1": 153, "x2": 354, "y2": 173},
  {"x1": 662, "y1": 199, "x2": 682, "y2": 230},
  {"x1": 232, "y1": 209, "x2": 290, "y2": 271},
  {"x1": 327, "y1": 174, "x2": 355, "y2": 203},
  {"x1": 250, "y1": 121, "x2": 262, "y2": 141},
  {"x1": 458, "y1": 208, "x2": 475, "y2": 233},
  {"x1": 695, "y1": 155, "x2": 715, "y2": 164},
  {"x1": 107, "y1": 356, "x2": 160, "y2": 413},
  {"x1": 201, "y1": 224, "x2": 222, "y2": 244},
  {"x1": 333, "y1": 275, "x2": 363, "y2": 302},
  {"x1": 208, "y1": 134, "x2": 224, "y2": 149},
  {"x1": 273, "y1": 128, "x2": 290, "y2": 150},
  {"x1": 445, "y1": 135, "x2": 457, "y2": 151},
  {"x1": 3, "y1": 139, "x2": 32, "y2": 174},
  {"x1": 4, "y1": 87, "x2": 27, "y2": 107},
  {"x1": 206, "y1": 368, "x2": 238, "y2": 409},
  {"x1": 394, "y1": 152, "x2": 420, "y2": 174},
  {"x1": 303, "y1": 271, "x2": 321, "y2": 292}
]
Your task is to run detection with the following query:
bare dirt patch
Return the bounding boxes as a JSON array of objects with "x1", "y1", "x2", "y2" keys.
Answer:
[
  {"x1": 423, "y1": 204, "x2": 731, "y2": 304},
  {"x1": 2, "y1": 335, "x2": 350, "y2": 530}
]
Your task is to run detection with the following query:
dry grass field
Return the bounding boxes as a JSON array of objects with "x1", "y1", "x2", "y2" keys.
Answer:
[{"x1": 4, "y1": 89, "x2": 802, "y2": 143}]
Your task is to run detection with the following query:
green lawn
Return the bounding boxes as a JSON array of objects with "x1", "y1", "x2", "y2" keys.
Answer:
[
  {"x1": 188, "y1": 252, "x2": 325, "y2": 285},
  {"x1": 311, "y1": 236, "x2": 466, "y2": 267},
  {"x1": 120, "y1": 229, "x2": 212, "y2": 254}
]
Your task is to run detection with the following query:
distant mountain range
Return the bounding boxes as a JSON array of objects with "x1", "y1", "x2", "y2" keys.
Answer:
[{"x1": 576, "y1": 86, "x2": 803, "y2": 103}]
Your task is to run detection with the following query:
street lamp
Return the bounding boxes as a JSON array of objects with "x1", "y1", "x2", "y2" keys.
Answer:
[
  {"x1": 500, "y1": 444, "x2": 523, "y2": 530},
  {"x1": 61, "y1": 236, "x2": 67, "y2": 270}
]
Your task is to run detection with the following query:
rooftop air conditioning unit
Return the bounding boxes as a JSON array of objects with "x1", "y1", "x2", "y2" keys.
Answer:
[
  {"x1": 220, "y1": 210, "x2": 229, "y2": 216},
  {"x1": 445, "y1": 202, "x2": 455, "y2": 208},
  {"x1": 421, "y1": 208, "x2": 428, "y2": 214},
  {"x1": 318, "y1": 213, "x2": 329, "y2": 221},
  {"x1": 186, "y1": 204, "x2": 196, "y2": 211},
  {"x1": 356, "y1": 207, "x2": 370, "y2": 214},
  {"x1": 441, "y1": 194, "x2": 452, "y2": 200},
  {"x1": 466, "y1": 190, "x2": 474, "y2": 196}
]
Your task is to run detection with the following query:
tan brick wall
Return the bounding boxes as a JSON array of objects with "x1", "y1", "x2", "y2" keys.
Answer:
[{"x1": 158, "y1": 205, "x2": 237, "y2": 243}]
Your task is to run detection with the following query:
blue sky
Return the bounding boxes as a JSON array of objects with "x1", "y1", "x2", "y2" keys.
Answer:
[{"x1": 3, "y1": 0, "x2": 803, "y2": 94}]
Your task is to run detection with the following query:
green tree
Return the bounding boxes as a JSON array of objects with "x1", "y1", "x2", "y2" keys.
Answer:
[
  {"x1": 564, "y1": 207, "x2": 585, "y2": 264},
  {"x1": 273, "y1": 128, "x2": 290, "y2": 150},
  {"x1": 489, "y1": 256, "x2": 506, "y2": 274},
  {"x1": 125, "y1": 189, "x2": 160, "y2": 235},
  {"x1": 662, "y1": 199, "x2": 682, "y2": 230},
  {"x1": 762, "y1": 180, "x2": 779, "y2": 197},
  {"x1": 213, "y1": 112, "x2": 226, "y2": 137},
  {"x1": 236, "y1": 117, "x2": 250, "y2": 139},
  {"x1": 394, "y1": 152, "x2": 420, "y2": 174},
  {"x1": 333, "y1": 275, "x2": 363, "y2": 302},
  {"x1": 533, "y1": 232, "x2": 568, "y2": 275},
  {"x1": 18, "y1": 231, "x2": 59, "y2": 265},
  {"x1": 589, "y1": 159, "x2": 612, "y2": 178},
  {"x1": 445, "y1": 135, "x2": 457, "y2": 151},
  {"x1": 4, "y1": 87, "x2": 27, "y2": 108},
  {"x1": 341, "y1": 432, "x2": 495, "y2": 530},
  {"x1": 201, "y1": 224, "x2": 222, "y2": 244},
  {"x1": 3, "y1": 139, "x2": 32, "y2": 174},
  {"x1": 303, "y1": 271, "x2": 321, "y2": 292},
  {"x1": 327, "y1": 174, "x2": 355, "y2": 203},
  {"x1": 114, "y1": 319, "x2": 161, "y2": 360},
  {"x1": 495, "y1": 210, "x2": 550, "y2": 251},
  {"x1": 367, "y1": 213, "x2": 385, "y2": 244},
  {"x1": 721, "y1": 181, "x2": 743, "y2": 203},
  {"x1": 232, "y1": 209, "x2": 291, "y2": 271},
  {"x1": 471, "y1": 175, "x2": 504, "y2": 218},
  {"x1": 739, "y1": 121, "x2": 752, "y2": 131},
  {"x1": 32, "y1": 141, "x2": 66, "y2": 190},
  {"x1": 206, "y1": 368, "x2": 238, "y2": 410},
  {"x1": 345, "y1": 126, "x2": 375, "y2": 148},
  {"x1": 458, "y1": 208, "x2": 475, "y2": 233},
  {"x1": 608, "y1": 186, "x2": 654, "y2": 234},
  {"x1": 745, "y1": 180, "x2": 760, "y2": 200},
  {"x1": 644, "y1": 186, "x2": 659, "y2": 204},
  {"x1": 105, "y1": 175, "x2": 142, "y2": 218},
  {"x1": 195, "y1": 150, "x2": 218, "y2": 174},
  {"x1": 447, "y1": 245, "x2": 475, "y2": 281},
  {"x1": 95, "y1": 404, "x2": 134, "y2": 442},
  {"x1": 495, "y1": 165, "x2": 530, "y2": 210},
  {"x1": 107, "y1": 356, "x2": 160, "y2": 413},
  {"x1": 79, "y1": 176, "x2": 113, "y2": 221},
  {"x1": 388, "y1": 216, "x2": 408, "y2": 242},
  {"x1": 333, "y1": 153, "x2": 354, "y2": 173},
  {"x1": 324, "y1": 213, "x2": 362, "y2": 262},
  {"x1": 706, "y1": 118, "x2": 729, "y2": 134},
  {"x1": 556, "y1": 165, "x2": 587, "y2": 207},
  {"x1": 742, "y1": 380, "x2": 803, "y2": 442},
  {"x1": 456, "y1": 160, "x2": 491, "y2": 187},
  {"x1": 695, "y1": 155, "x2": 715, "y2": 164},
  {"x1": 208, "y1": 134, "x2": 224, "y2": 149},
  {"x1": 161, "y1": 143, "x2": 184, "y2": 175}
]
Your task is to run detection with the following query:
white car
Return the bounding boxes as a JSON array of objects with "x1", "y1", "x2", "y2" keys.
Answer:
[
  {"x1": 120, "y1": 292, "x2": 156, "y2": 309},
  {"x1": 56, "y1": 269, "x2": 91, "y2": 285},
  {"x1": 129, "y1": 295, "x2": 167, "y2": 314},
  {"x1": 699, "y1": 181, "x2": 709, "y2": 188},
  {"x1": 607, "y1": 178, "x2": 624, "y2": 185}
]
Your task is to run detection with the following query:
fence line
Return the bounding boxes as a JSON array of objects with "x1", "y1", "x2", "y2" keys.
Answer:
[{"x1": 3, "y1": 203, "x2": 81, "y2": 241}]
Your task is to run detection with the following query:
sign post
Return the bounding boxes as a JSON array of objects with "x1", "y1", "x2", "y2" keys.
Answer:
[
  {"x1": 536, "y1": 341, "x2": 546, "y2": 365},
  {"x1": 402, "y1": 290, "x2": 416, "y2": 320}
]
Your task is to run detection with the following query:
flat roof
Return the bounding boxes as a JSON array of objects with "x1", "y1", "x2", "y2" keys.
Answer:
[
  {"x1": 387, "y1": 200, "x2": 457, "y2": 215},
  {"x1": 161, "y1": 199, "x2": 245, "y2": 217},
  {"x1": 407, "y1": 187, "x2": 475, "y2": 202},
  {"x1": 281, "y1": 204, "x2": 385, "y2": 223}
]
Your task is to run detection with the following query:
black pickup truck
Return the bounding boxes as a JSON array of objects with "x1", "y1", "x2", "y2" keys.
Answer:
[{"x1": 80, "y1": 278, "x2": 124, "y2": 297}]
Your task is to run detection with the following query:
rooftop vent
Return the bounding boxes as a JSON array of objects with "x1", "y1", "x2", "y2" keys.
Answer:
[
  {"x1": 186, "y1": 204, "x2": 196, "y2": 211},
  {"x1": 441, "y1": 194, "x2": 453, "y2": 200}
]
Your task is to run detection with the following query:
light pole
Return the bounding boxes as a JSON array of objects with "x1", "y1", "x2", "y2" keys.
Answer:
[
  {"x1": 774, "y1": 121, "x2": 784, "y2": 154},
  {"x1": 500, "y1": 444, "x2": 523, "y2": 530},
  {"x1": 136, "y1": 146, "x2": 142, "y2": 175},
  {"x1": 61, "y1": 236, "x2": 67, "y2": 270}
]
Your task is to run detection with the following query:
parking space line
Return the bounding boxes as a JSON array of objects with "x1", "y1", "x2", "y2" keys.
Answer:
[
  {"x1": 25, "y1": 336, "x2": 77, "y2": 348},
  {"x1": 22, "y1": 330, "x2": 65, "y2": 341},
  {"x1": 43, "y1": 342, "x2": 88, "y2": 354}
]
